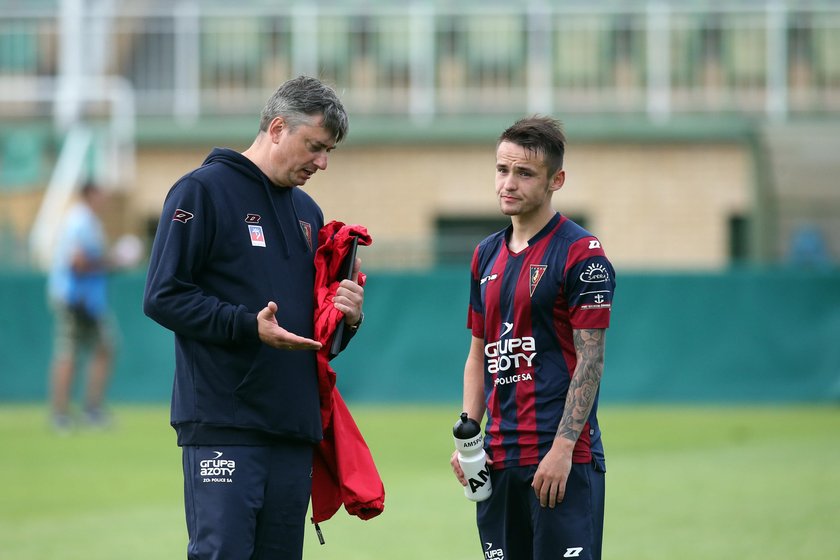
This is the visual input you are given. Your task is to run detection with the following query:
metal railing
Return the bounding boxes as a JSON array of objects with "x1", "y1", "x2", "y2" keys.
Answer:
[{"x1": 1, "y1": 1, "x2": 839, "y2": 123}]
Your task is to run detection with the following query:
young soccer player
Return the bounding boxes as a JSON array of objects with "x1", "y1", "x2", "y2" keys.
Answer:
[{"x1": 451, "y1": 116, "x2": 616, "y2": 560}]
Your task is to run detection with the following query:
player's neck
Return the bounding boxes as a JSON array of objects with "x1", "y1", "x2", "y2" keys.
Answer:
[{"x1": 508, "y1": 208, "x2": 557, "y2": 252}]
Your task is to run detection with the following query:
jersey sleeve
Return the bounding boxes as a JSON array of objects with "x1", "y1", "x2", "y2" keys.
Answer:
[
  {"x1": 466, "y1": 245, "x2": 485, "y2": 338},
  {"x1": 563, "y1": 237, "x2": 616, "y2": 329}
]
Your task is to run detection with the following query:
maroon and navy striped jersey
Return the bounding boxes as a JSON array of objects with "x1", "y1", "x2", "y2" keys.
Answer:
[{"x1": 467, "y1": 212, "x2": 615, "y2": 470}]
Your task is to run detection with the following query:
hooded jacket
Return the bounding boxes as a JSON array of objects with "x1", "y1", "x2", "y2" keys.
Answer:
[{"x1": 143, "y1": 148, "x2": 327, "y2": 445}]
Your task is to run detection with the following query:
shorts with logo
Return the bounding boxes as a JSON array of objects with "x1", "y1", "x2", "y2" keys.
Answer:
[
  {"x1": 476, "y1": 461, "x2": 605, "y2": 560},
  {"x1": 182, "y1": 441, "x2": 314, "y2": 560}
]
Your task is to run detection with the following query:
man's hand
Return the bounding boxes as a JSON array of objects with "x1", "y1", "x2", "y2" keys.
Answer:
[
  {"x1": 450, "y1": 449, "x2": 493, "y2": 487},
  {"x1": 531, "y1": 439, "x2": 574, "y2": 508},
  {"x1": 334, "y1": 257, "x2": 364, "y2": 326},
  {"x1": 257, "y1": 301, "x2": 322, "y2": 350},
  {"x1": 450, "y1": 450, "x2": 467, "y2": 486}
]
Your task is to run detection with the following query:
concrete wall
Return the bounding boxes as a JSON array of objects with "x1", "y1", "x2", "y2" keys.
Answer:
[{"x1": 131, "y1": 140, "x2": 752, "y2": 270}]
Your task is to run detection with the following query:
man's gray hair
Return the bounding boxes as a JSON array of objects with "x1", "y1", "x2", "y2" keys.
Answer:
[{"x1": 259, "y1": 76, "x2": 349, "y2": 143}]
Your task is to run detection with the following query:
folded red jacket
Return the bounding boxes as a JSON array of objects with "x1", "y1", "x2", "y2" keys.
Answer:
[{"x1": 311, "y1": 221, "x2": 384, "y2": 526}]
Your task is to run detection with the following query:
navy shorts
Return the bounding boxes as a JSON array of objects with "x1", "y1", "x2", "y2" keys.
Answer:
[
  {"x1": 476, "y1": 461, "x2": 605, "y2": 560},
  {"x1": 182, "y1": 441, "x2": 314, "y2": 560}
]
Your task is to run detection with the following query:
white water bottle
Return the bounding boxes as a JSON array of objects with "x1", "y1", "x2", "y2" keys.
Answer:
[{"x1": 453, "y1": 412, "x2": 492, "y2": 502}]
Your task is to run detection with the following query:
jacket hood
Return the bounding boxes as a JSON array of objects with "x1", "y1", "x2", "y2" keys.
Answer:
[
  {"x1": 203, "y1": 147, "x2": 265, "y2": 183},
  {"x1": 201, "y1": 147, "x2": 305, "y2": 256}
]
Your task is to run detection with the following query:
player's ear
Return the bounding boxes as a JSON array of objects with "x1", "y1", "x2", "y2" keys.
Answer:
[{"x1": 549, "y1": 168, "x2": 565, "y2": 193}]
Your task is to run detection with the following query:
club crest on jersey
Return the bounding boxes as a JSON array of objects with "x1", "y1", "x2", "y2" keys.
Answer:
[
  {"x1": 249, "y1": 225, "x2": 266, "y2": 247},
  {"x1": 172, "y1": 209, "x2": 194, "y2": 223},
  {"x1": 244, "y1": 213, "x2": 261, "y2": 224},
  {"x1": 529, "y1": 264, "x2": 547, "y2": 296},
  {"x1": 299, "y1": 220, "x2": 313, "y2": 251}
]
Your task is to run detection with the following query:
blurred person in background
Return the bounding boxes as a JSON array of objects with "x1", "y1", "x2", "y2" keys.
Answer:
[
  {"x1": 47, "y1": 182, "x2": 122, "y2": 431},
  {"x1": 451, "y1": 116, "x2": 616, "y2": 560},
  {"x1": 787, "y1": 223, "x2": 833, "y2": 268},
  {"x1": 143, "y1": 76, "x2": 364, "y2": 560}
]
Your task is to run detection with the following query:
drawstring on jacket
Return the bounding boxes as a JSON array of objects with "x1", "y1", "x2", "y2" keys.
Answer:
[
  {"x1": 260, "y1": 180, "x2": 292, "y2": 257},
  {"x1": 259, "y1": 177, "x2": 313, "y2": 257}
]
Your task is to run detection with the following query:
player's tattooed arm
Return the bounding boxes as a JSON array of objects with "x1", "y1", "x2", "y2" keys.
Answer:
[{"x1": 557, "y1": 328, "x2": 606, "y2": 443}]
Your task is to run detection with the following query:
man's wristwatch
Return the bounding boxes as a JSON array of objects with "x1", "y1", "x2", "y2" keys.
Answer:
[{"x1": 348, "y1": 312, "x2": 364, "y2": 332}]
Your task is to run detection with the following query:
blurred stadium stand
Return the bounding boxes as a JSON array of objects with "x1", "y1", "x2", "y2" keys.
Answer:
[{"x1": 3, "y1": 1, "x2": 840, "y2": 120}]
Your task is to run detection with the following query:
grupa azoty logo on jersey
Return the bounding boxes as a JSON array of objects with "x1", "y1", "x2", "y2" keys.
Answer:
[
  {"x1": 485, "y1": 322, "x2": 536, "y2": 380},
  {"x1": 200, "y1": 451, "x2": 236, "y2": 484}
]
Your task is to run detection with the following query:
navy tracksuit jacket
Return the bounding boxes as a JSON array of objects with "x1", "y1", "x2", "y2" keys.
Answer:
[{"x1": 143, "y1": 148, "x2": 327, "y2": 446}]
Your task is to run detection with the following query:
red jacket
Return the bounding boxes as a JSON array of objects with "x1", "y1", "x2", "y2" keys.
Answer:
[{"x1": 311, "y1": 221, "x2": 385, "y2": 526}]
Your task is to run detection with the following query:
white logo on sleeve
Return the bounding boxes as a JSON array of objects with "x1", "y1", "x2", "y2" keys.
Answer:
[
  {"x1": 564, "y1": 547, "x2": 584, "y2": 557},
  {"x1": 579, "y1": 263, "x2": 610, "y2": 283},
  {"x1": 588, "y1": 240, "x2": 601, "y2": 249}
]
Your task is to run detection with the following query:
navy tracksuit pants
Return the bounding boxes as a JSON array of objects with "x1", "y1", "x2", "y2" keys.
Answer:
[{"x1": 182, "y1": 441, "x2": 314, "y2": 560}]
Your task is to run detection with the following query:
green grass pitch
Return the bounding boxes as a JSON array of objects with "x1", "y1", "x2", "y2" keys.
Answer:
[{"x1": 1, "y1": 404, "x2": 838, "y2": 559}]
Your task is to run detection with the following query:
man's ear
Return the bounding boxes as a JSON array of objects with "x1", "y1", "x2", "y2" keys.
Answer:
[
  {"x1": 268, "y1": 117, "x2": 286, "y2": 142},
  {"x1": 549, "y1": 168, "x2": 565, "y2": 193}
]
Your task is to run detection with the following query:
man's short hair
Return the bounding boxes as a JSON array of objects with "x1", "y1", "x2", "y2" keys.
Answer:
[
  {"x1": 79, "y1": 181, "x2": 100, "y2": 199},
  {"x1": 259, "y1": 76, "x2": 349, "y2": 143},
  {"x1": 498, "y1": 116, "x2": 566, "y2": 176}
]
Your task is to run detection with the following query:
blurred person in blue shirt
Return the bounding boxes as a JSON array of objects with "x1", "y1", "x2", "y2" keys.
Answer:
[
  {"x1": 787, "y1": 224, "x2": 833, "y2": 268},
  {"x1": 47, "y1": 182, "x2": 117, "y2": 431}
]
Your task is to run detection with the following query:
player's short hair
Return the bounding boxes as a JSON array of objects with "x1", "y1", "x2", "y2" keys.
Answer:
[
  {"x1": 79, "y1": 181, "x2": 100, "y2": 199},
  {"x1": 498, "y1": 115, "x2": 566, "y2": 176},
  {"x1": 259, "y1": 75, "x2": 349, "y2": 143}
]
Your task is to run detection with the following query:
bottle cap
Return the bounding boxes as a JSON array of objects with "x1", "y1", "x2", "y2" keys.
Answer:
[{"x1": 453, "y1": 411, "x2": 481, "y2": 439}]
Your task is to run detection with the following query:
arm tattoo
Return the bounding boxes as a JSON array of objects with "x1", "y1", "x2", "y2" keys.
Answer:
[{"x1": 557, "y1": 329, "x2": 606, "y2": 443}]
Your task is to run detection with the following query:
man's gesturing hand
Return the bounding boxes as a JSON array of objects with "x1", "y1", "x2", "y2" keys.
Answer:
[{"x1": 257, "y1": 301, "x2": 322, "y2": 351}]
